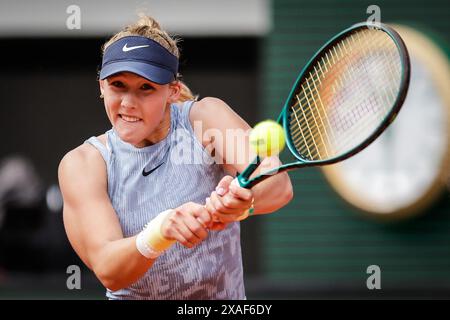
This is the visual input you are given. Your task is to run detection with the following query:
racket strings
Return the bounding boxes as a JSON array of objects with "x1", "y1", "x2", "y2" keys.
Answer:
[
  {"x1": 289, "y1": 27, "x2": 402, "y2": 161},
  {"x1": 329, "y1": 30, "x2": 401, "y2": 152},
  {"x1": 294, "y1": 31, "x2": 397, "y2": 114},
  {"x1": 293, "y1": 31, "x2": 395, "y2": 127}
]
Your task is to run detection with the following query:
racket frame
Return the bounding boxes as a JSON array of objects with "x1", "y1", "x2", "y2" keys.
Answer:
[{"x1": 238, "y1": 22, "x2": 410, "y2": 189}]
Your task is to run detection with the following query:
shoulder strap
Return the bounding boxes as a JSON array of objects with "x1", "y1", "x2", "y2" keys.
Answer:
[
  {"x1": 84, "y1": 135, "x2": 110, "y2": 162},
  {"x1": 178, "y1": 100, "x2": 196, "y2": 131}
]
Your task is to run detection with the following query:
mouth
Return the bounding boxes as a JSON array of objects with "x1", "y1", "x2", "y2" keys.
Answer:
[{"x1": 119, "y1": 114, "x2": 142, "y2": 123}]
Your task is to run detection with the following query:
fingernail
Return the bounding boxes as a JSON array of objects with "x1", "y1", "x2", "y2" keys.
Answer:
[{"x1": 216, "y1": 187, "x2": 226, "y2": 196}]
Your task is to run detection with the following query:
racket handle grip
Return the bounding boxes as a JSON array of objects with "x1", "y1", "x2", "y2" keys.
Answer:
[{"x1": 237, "y1": 156, "x2": 260, "y2": 188}]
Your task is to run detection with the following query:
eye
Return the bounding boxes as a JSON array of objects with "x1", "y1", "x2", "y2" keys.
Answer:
[
  {"x1": 111, "y1": 81, "x2": 124, "y2": 88},
  {"x1": 141, "y1": 83, "x2": 155, "y2": 91}
]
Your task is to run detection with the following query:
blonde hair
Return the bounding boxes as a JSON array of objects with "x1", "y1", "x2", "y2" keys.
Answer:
[{"x1": 102, "y1": 15, "x2": 196, "y2": 102}]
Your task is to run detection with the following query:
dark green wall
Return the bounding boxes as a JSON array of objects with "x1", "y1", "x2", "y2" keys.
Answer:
[{"x1": 261, "y1": 0, "x2": 450, "y2": 296}]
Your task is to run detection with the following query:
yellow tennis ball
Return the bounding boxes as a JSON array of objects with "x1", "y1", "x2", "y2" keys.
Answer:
[{"x1": 249, "y1": 120, "x2": 286, "y2": 157}]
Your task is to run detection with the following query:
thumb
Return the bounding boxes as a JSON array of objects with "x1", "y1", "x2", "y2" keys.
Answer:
[
  {"x1": 192, "y1": 204, "x2": 212, "y2": 226},
  {"x1": 215, "y1": 175, "x2": 234, "y2": 196}
]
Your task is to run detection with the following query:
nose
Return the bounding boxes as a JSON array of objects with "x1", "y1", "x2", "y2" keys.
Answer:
[{"x1": 121, "y1": 93, "x2": 138, "y2": 110}]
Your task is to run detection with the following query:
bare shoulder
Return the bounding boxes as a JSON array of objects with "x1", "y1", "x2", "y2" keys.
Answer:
[
  {"x1": 193, "y1": 97, "x2": 227, "y2": 108},
  {"x1": 58, "y1": 140, "x2": 107, "y2": 203},
  {"x1": 191, "y1": 97, "x2": 227, "y2": 118},
  {"x1": 59, "y1": 143, "x2": 104, "y2": 175},
  {"x1": 59, "y1": 134, "x2": 106, "y2": 175},
  {"x1": 190, "y1": 97, "x2": 245, "y2": 128}
]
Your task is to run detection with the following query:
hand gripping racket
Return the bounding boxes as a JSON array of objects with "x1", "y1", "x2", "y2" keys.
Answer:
[{"x1": 237, "y1": 22, "x2": 410, "y2": 189}]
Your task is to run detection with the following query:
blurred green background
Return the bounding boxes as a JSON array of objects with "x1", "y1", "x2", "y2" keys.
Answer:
[{"x1": 258, "y1": 0, "x2": 450, "y2": 298}]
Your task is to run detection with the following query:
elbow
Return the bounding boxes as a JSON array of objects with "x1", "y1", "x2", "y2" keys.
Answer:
[
  {"x1": 106, "y1": 283, "x2": 123, "y2": 292},
  {"x1": 93, "y1": 265, "x2": 125, "y2": 292},
  {"x1": 264, "y1": 173, "x2": 293, "y2": 214},
  {"x1": 282, "y1": 174, "x2": 294, "y2": 205},
  {"x1": 93, "y1": 260, "x2": 149, "y2": 292},
  {"x1": 275, "y1": 172, "x2": 293, "y2": 208},
  {"x1": 285, "y1": 185, "x2": 294, "y2": 204},
  {"x1": 102, "y1": 279, "x2": 122, "y2": 292},
  {"x1": 95, "y1": 269, "x2": 120, "y2": 291},
  {"x1": 98, "y1": 275, "x2": 125, "y2": 292}
]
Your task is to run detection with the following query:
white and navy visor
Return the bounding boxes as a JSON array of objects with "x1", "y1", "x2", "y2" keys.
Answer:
[{"x1": 99, "y1": 36, "x2": 179, "y2": 85}]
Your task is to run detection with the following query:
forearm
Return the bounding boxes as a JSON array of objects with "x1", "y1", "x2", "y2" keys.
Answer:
[
  {"x1": 251, "y1": 172, "x2": 293, "y2": 215},
  {"x1": 92, "y1": 236, "x2": 155, "y2": 291}
]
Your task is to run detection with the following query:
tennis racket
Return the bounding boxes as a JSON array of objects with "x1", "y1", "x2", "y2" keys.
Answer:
[{"x1": 237, "y1": 22, "x2": 410, "y2": 189}]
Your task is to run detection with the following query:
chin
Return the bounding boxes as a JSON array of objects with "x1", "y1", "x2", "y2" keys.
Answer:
[{"x1": 115, "y1": 127, "x2": 142, "y2": 145}]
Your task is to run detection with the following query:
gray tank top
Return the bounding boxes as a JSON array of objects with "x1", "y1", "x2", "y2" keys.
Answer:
[{"x1": 85, "y1": 101, "x2": 245, "y2": 299}]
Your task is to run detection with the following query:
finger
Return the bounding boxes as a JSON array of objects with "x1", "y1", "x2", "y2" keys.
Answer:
[
  {"x1": 209, "y1": 221, "x2": 228, "y2": 231},
  {"x1": 215, "y1": 175, "x2": 234, "y2": 196},
  {"x1": 221, "y1": 193, "x2": 251, "y2": 210},
  {"x1": 162, "y1": 217, "x2": 193, "y2": 247},
  {"x1": 205, "y1": 197, "x2": 214, "y2": 214},
  {"x1": 207, "y1": 195, "x2": 247, "y2": 225},
  {"x1": 210, "y1": 193, "x2": 247, "y2": 223},
  {"x1": 184, "y1": 214, "x2": 208, "y2": 241},
  {"x1": 211, "y1": 192, "x2": 251, "y2": 217},
  {"x1": 174, "y1": 225, "x2": 198, "y2": 248},
  {"x1": 169, "y1": 230, "x2": 194, "y2": 248},
  {"x1": 213, "y1": 211, "x2": 243, "y2": 223},
  {"x1": 229, "y1": 179, "x2": 253, "y2": 201},
  {"x1": 210, "y1": 191, "x2": 240, "y2": 215},
  {"x1": 192, "y1": 204, "x2": 212, "y2": 226},
  {"x1": 205, "y1": 198, "x2": 217, "y2": 220},
  {"x1": 173, "y1": 212, "x2": 201, "y2": 248},
  {"x1": 205, "y1": 197, "x2": 222, "y2": 231}
]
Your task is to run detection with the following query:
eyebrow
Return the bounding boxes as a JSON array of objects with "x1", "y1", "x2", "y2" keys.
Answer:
[
  {"x1": 108, "y1": 76, "x2": 157, "y2": 88},
  {"x1": 108, "y1": 73, "x2": 125, "y2": 80}
]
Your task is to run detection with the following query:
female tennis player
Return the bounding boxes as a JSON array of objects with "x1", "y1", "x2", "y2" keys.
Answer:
[{"x1": 58, "y1": 15, "x2": 293, "y2": 300}]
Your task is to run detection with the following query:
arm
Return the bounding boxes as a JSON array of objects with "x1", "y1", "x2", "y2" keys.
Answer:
[
  {"x1": 59, "y1": 144, "x2": 211, "y2": 291},
  {"x1": 190, "y1": 97, "x2": 293, "y2": 219}
]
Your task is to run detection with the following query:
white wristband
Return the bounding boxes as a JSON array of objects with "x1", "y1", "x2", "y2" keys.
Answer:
[
  {"x1": 136, "y1": 209, "x2": 176, "y2": 259},
  {"x1": 136, "y1": 231, "x2": 163, "y2": 259}
]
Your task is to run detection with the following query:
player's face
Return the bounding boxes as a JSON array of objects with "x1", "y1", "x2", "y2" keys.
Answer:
[{"x1": 100, "y1": 72, "x2": 179, "y2": 147}]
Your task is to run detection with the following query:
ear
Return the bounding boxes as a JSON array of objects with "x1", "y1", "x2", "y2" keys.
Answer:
[
  {"x1": 168, "y1": 81, "x2": 181, "y2": 103},
  {"x1": 99, "y1": 79, "x2": 105, "y2": 96}
]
